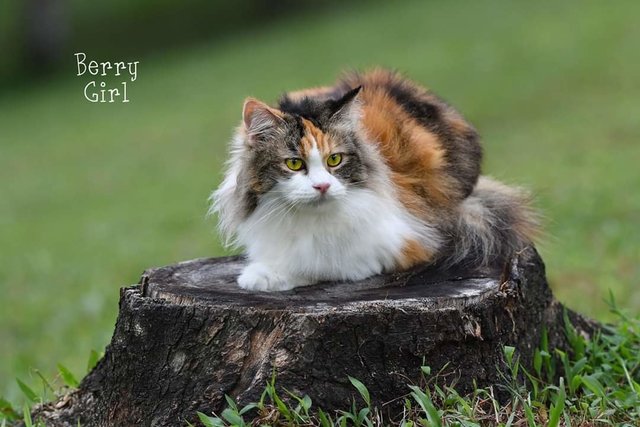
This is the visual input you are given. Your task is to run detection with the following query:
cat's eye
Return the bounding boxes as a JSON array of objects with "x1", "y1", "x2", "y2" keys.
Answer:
[
  {"x1": 327, "y1": 153, "x2": 343, "y2": 167},
  {"x1": 285, "y1": 158, "x2": 304, "y2": 171}
]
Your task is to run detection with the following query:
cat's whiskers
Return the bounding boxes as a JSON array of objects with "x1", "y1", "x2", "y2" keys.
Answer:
[
  {"x1": 242, "y1": 200, "x2": 292, "y2": 233},
  {"x1": 277, "y1": 200, "x2": 302, "y2": 223},
  {"x1": 347, "y1": 179, "x2": 369, "y2": 187}
]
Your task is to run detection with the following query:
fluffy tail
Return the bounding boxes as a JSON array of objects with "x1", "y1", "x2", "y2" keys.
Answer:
[{"x1": 445, "y1": 176, "x2": 541, "y2": 268}]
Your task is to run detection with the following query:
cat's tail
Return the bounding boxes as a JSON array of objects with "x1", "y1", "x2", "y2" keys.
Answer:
[{"x1": 445, "y1": 176, "x2": 541, "y2": 267}]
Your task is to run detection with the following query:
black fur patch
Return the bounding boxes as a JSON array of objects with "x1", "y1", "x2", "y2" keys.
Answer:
[
  {"x1": 278, "y1": 96, "x2": 329, "y2": 129},
  {"x1": 386, "y1": 79, "x2": 482, "y2": 199},
  {"x1": 277, "y1": 86, "x2": 361, "y2": 129},
  {"x1": 387, "y1": 84, "x2": 444, "y2": 134}
]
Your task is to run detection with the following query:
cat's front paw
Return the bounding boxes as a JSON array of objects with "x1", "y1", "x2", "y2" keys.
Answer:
[{"x1": 237, "y1": 263, "x2": 295, "y2": 292}]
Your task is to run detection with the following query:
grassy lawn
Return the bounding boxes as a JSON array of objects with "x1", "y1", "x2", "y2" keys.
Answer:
[{"x1": 1, "y1": 0, "x2": 638, "y2": 403}]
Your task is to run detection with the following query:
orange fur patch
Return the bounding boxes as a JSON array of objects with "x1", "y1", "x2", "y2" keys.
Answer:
[
  {"x1": 356, "y1": 85, "x2": 454, "y2": 220},
  {"x1": 299, "y1": 118, "x2": 336, "y2": 159},
  {"x1": 396, "y1": 239, "x2": 434, "y2": 270},
  {"x1": 286, "y1": 86, "x2": 334, "y2": 102}
]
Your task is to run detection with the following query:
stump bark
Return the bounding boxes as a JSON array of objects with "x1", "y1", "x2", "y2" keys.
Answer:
[{"x1": 33, "y1": 247, "x2": 595, "y2": 426}]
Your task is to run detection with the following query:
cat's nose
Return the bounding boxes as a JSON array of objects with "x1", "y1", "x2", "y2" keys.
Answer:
[{"x1": 312, "y1": 183, "x2": 331, "y2": 194}]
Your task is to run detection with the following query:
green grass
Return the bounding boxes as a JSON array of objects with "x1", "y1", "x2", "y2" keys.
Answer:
[{"x1": 1, "y1": 0, "x2": 639, "y2": 403}]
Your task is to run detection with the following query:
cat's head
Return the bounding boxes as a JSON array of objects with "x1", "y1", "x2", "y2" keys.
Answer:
[
  {"x1": 237, "y1": 86, "x2": 372, "y2": 207},
  {"x1": 212, "y1": 86, "x2": 389, "y2": 244}
]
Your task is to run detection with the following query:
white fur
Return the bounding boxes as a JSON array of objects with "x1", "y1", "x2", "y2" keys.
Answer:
[
  {"x1": 236, "y1": 186, "x2": 433, "y2": 291},
  {"x1": 209, "y1": 131, "x2": 248, "y2": 246}
]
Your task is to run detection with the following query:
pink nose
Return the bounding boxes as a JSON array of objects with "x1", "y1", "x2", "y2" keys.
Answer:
[{"x1": 312, "y1": 183, "x2": 331, "y2": 194}]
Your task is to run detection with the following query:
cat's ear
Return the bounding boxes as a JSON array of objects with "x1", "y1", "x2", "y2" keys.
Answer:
[
  {"x1": 328, "y1": 86, "x2": 362, "y2": 128},
  {"x1": 242, "y1": 98, "x2": 285, "y2": 143}
]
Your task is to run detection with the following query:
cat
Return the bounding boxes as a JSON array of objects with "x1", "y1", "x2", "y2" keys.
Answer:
[{"x1": 211, "y1": 69, "x2": 539, "y2": 291}]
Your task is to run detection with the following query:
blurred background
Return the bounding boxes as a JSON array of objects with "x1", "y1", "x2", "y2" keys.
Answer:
[{"x1": 1, "y1": 0, "x2": 638, "y2": 404}]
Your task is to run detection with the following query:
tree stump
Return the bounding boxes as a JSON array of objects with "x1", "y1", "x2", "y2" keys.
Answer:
[{"x1": 32, "y1": 247, "x2": 595, "y2": 426}]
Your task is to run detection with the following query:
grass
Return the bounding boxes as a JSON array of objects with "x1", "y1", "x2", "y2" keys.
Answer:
[{"x1": 1, "y1": 0, "x2": 639, "y2": 405}]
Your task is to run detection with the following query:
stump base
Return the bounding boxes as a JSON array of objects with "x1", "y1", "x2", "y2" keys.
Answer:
[{"x1": 33, "y1": 247, "x2": 595, "y2": 426}]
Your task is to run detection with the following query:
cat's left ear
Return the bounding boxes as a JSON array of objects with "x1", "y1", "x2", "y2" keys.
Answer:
[{"x1": 328, "y1": 86, "x2": 362, "y2": 129}]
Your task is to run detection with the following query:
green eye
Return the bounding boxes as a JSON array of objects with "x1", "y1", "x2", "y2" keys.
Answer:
[
  {"x1": 285, "y1": 158, "x2": 304, "y2": 171},
  {"x1": 327, "y1": 153, "x2": 343, "y2": 167}
]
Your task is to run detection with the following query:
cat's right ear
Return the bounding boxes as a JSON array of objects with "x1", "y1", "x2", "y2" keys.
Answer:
[
  {"x1": 327, "y1": 86, "x2": 362, "y2": 132},
  {"x1": 242, "y1": 98, "x2": 284, "y2": 144}
]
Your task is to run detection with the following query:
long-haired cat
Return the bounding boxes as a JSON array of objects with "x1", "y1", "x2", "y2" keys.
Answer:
[{"x1": 211, "y1": 69, "x2": 539, "y2": 291}]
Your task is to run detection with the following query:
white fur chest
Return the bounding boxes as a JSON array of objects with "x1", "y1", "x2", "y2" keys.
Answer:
[{"x1": 236, "y1": 188, "x2": 423, "y2": 288}]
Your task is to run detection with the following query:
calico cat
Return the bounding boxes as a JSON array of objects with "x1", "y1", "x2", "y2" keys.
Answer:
[{"x1": 211, "y1": 69, "x2": 539, "y2": 291}]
